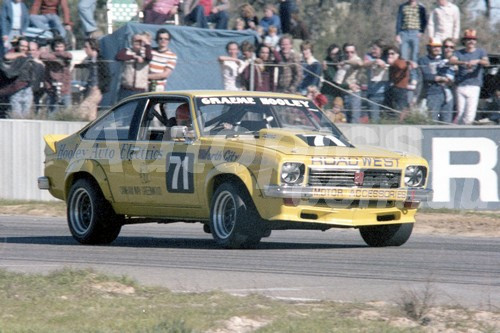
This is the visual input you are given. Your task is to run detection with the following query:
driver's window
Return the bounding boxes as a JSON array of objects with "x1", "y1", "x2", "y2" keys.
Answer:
[
  {"x1": 139, "y1": 98, "x2": 191, "y2": 141},
  {"x1": 83, "y1": 100, "x2": 139, "y2": 141}
]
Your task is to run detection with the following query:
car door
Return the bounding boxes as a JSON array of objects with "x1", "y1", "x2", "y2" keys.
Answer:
[
  {"x1": 80, "y1": 98, "x2": 144, "y2": 205},
  {"x1": 122, "y1": 96, "x2": 204, "y2": 217}
]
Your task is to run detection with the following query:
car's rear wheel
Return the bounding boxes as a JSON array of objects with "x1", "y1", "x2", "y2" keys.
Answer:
[
  {"x1": 67, "y1": 179, "x2": 122, "y2": 245},
  {"x1": 359, "y1": 223, "x2": 413, "y2": 247},
  {"x1": 210, "y1": 182, "x2": 262, "y2": 249}
]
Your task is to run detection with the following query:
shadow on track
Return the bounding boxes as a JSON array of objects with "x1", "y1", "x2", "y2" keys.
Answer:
[{"x1": 1, "y1": 236, "x2": 366, "y2": 250}]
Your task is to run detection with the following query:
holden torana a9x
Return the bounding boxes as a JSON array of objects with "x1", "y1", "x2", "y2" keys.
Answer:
[{"x1": 38, "y1": 91, "x2": 432, "y2": 248}]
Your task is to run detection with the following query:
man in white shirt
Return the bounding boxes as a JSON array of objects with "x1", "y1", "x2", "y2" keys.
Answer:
[{"x1": 427, "y1": 0, "x2": 460, "y2": 41}]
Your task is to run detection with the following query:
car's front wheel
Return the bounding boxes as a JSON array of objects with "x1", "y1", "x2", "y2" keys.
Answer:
[
  {"x1": 210, "y1": 182, "x2": 262, "y2": 249},
  {"x1": 359, "y1": 223, "x2": 413, "y2": 247},
  {"x1": 67, "y1": 179, "x2": 122, "y2": 245}
]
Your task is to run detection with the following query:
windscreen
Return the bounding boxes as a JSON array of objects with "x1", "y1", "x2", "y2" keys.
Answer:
[{"x1": 194, "y1": 96, "x2": 346, "y2": 140}]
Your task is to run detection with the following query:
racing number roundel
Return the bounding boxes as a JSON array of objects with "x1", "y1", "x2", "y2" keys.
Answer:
[{"x1": 166, "y1": 152, "x2": 194, "y2": 193}]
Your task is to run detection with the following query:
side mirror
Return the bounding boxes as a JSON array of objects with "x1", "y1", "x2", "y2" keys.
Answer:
[{"x1": 171, "y1": 126, "x2": 188, "y2": 139}]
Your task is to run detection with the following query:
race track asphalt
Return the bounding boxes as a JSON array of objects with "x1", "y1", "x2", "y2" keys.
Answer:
[{"x1": 0, "y1": 215, "x2": 498, "y2": 308}]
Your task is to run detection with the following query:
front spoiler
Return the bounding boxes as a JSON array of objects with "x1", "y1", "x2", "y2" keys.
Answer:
[{"x1": 263, "y1": 185, "x2": 433, "y2": 202}]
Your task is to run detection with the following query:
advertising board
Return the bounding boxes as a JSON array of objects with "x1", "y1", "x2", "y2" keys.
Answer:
[{"x1": 422, "y1": 127, "x2": 500, "y2": 210}]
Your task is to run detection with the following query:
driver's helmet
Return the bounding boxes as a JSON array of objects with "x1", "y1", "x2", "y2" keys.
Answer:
[{"x1": 175, "y1": 103, "x2": 190, "y2": 126}]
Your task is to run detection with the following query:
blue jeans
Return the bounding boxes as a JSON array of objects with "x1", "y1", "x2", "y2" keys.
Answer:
[
  {"x1": 47, "y1": 92, "x2": 71, "y2": 114},
  {"x1": 10, "y1": 87, "x2": 33, "y2": 118},
  {"x1": 207, "y1": 11, "x2": 229, "y2": 29},
  {"x1": 185, "y1": 5, "x2": 208, "y2": 28},
  {"x1": 427, "y1": 90, "x2": 453, "y2": 123},
  {"x1": 78, "y1": 0, "x2": 97, "y2": 34},
  {"x1": 345, "y1": 91, "x2": 362, "y2": 123},
  {"x1": 185, "y1": 6, "x2": 228, "y2": 29},
  {"x1": 279, "y1": 0, "x2": 297, "y2": 34},
  {"x1": 387, "y1": 86, "x2": 409, "y2": 113},
  {"x1": 366, "y1": 93, "x2": 385, "y2": 123},
  {"x1": 30, "y1": 13, "x2": 66, "y2": 37},
  {"x1": 399, "y1": 29, "x2": 419, "y2": 81}
]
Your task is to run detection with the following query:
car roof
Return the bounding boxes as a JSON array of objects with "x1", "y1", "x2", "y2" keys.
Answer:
[{"x1": 126, "y1": 90, "x2": 310, "y2": 100}]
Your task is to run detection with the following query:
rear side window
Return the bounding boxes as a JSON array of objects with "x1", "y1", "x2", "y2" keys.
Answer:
[{"x1": 83, "y1": 101, "x2": 139, "y2": 141}]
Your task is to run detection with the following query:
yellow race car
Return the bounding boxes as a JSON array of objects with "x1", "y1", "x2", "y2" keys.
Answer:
[{"x1": 38, "y1": 91, "x2": 432, "y2": 248}]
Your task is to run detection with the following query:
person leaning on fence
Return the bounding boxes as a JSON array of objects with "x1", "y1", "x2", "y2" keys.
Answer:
[
  {"x1": 28, "y1": 39, "x2": 47, "y2": 116},
  {"x1": 276, "y1": 34, "x2": 302, "y2": 94},
  {"x1": 334, "y1": 43, "x2": 364, "y2": 123},
  {"x1": 418, "y1": 37, "x2": 454, "y2": 123},
  {"x1": 385, "y1": 45, "x2": 417, "y2": 121},
  {"x1": 242, "y1": 44, "x2": 278, "y2": 92},
  {"x1": 116, "y1": 33, "x2": 153, "y2": 100},
  {"x1": 449, "y1": 29, "x2": 490, "y2": 125},
  {"x1": 148, "y1": 28, "x2": 177, "y2": 92},
  {"x1": 298, "y1": 40, "x2": 321, "y2": 95},
  {"x1": 39, "y1": 36, "x2": 72, "y2": 115},
  {"x1": 320, "y1": 43, "x2": 342, "y2": 107},
  {"x1": 363, "y1": 39, "x2": 389, "y2": 123},
  {"x1": 439, "y1": 37, "x2": 457, "y2": 121},
  {"x1": 0, "y1": 37, "x2": 34, "y2": 118},
  {"x1": 77, "y1": 38, "x2": 110, "y2": 121},
  {"x1": 218, "y1": 41, "x2": 244, "y2": 91},
  {"x1": 1, "y1": 0, "x2": 30, "y2": 54}
]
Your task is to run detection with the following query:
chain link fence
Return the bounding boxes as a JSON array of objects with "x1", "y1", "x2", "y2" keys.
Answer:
[{"x1": 0, "y1": 57, "x2": 498, "y2": 124}]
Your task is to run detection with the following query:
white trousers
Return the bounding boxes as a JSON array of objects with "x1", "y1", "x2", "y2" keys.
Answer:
[{"x1": 455, "y1": 85, "x2": 480, "y2": 125}]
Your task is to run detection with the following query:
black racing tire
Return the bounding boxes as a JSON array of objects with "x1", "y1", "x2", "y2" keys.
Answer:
[
  {"x1": 359, "y1": 223, "x2": 413, "y2": 247},
  {"x1": 67, "y1": 178, "x2": 122, "y2": 245},
  {"x1": 210, "y1": 182, "x2": 263, "y2": 249}
]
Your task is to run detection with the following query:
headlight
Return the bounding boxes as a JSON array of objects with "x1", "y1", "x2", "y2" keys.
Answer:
[
  {"x1": 404, "y1": 166, "x2": 427, "y2": 187},
  {"x1": 281, "y1": 162, "x2": 305, "y2": 185}
]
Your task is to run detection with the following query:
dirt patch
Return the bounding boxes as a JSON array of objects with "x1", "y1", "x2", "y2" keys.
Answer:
[
  {"x1": 0, "y1": 203, "x2": 66, "y2": 217},
  {"x1": 414, "y1": 212, "x2": 500, "y2": 237},
  {"x1": 92, "y1": 282, "x2": 136, "y2": 295},
  {"x1": 207, "y1": 316, "x2": 271, "y2": 333}
]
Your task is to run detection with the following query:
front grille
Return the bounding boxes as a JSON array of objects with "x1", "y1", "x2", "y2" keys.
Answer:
[{"x1": 308, "y1": 168, "x2": 401, "y2": 188}]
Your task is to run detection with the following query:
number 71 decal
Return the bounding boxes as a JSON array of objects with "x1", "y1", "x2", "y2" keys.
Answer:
[{"x1": 166, "y1": 152, "x2": 194, "y2": 193}]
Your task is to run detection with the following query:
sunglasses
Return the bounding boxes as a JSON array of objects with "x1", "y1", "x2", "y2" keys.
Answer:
[{"x1": 444, "y1": 45, "x2": 455, "y2": 49}]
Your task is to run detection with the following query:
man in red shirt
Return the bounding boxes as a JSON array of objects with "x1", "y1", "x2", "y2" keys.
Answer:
[{"x1": 29, "y1": 0, "x2": 72, "y2": 38}]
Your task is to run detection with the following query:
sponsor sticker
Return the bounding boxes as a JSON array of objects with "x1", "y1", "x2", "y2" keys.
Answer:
[{"x1": 311, "y1": 188, "x2": 407, "y2": 200}]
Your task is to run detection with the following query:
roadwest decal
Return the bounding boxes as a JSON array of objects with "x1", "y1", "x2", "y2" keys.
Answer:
[{"x1": 311, "y1": 156, "x2": 399, "y2": 168}]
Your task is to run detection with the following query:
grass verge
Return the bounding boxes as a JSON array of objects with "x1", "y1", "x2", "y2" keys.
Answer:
[{"x1": 1, "y1": 268, "x2": 498, "y2": 333}]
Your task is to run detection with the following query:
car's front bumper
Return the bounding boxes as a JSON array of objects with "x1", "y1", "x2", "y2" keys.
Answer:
[{"x1": 263, "y1": 185, "x2": 433, "y2": 202}]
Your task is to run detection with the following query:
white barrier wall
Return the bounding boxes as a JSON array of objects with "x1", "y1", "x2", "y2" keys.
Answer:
[
  {"x1": 0, "y1": 120, "x2": 425, "y2": 202},
  {"x1": 0, "y1": 120, "x2": 87, "y2": 201}
]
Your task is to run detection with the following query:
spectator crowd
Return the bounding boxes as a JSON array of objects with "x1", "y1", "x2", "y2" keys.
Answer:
[{"x1": 0, "y1": 0, "x2": 497, "y2": 125}]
